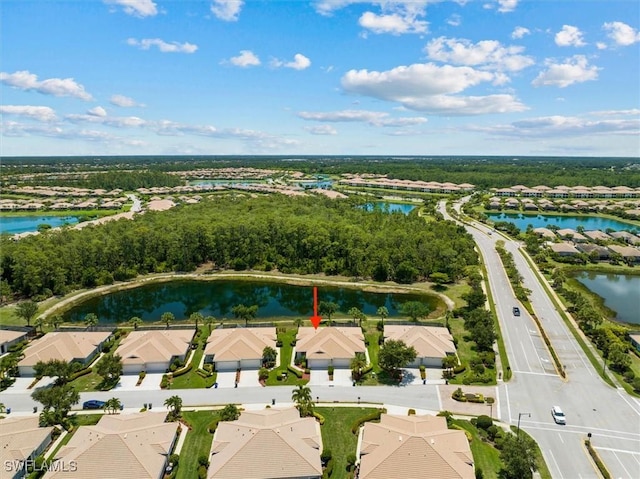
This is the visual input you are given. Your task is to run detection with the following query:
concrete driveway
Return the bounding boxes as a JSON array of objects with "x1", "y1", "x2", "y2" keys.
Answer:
[
  {"x1": 309, "y1": 368, "x2": 353, "y2": 387},
  {"x1": 114, "y1": 373, "x2": 163, "y2": 391},
  {"x1": 401, "y1": 368, "x2": 446, "y2": 386},
  {"x1": 3, "y1": 376, "x2": 57, "y2": 393},
  {"x1": 215, "y1": 371, "x2": 238, "y2": 388},
  {"x1": 238, "y1": 369, "x2": 261, "y2": 388}
]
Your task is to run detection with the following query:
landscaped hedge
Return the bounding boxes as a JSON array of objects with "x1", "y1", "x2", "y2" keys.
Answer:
[
  {"x1": 313, "y1": 411, "x2": 325, "y2": 425},
  {"x1": 350, "y1": 409, "x2": 385, "y2": 434},
  {"x1": 585, "y1": 440, "x2": 611, "y2": 479},
  {"x1": 69, "y1": 367, "x2": 92, "y2": 381},
  {"x1": 287, "y1": 365, "x2": 303, "y2": 378},
  {"x1": 171, "y1": 363, "x2": 193, "y2": 378}
]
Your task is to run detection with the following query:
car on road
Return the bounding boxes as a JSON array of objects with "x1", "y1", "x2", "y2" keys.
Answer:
[
  {"x1": 82, "y1": 400, "x2": 106, "y2": 410},
  {"x1": 551, "y1": 406, "x2": 566, "y2": 425},
  {"x1": 512, "y1": 306, "x2": 521, "y2": 316}
]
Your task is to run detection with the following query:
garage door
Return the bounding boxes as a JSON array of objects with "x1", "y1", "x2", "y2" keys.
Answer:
[
  {"x1": 215, "y1": 360, "x2": 239, "y2": 371},
  {"x1": 308, "y1": 359, "x2": 330, "y2": 369},
  {"x1": 332, "y1": 359, "x2": 351, "y2": 369},
  {"x1": 422, "y1": 357, "x2": 443, "y2": 368},
  {"x1": 240, "y1": 359, "x2": 261, "y2": 369}
]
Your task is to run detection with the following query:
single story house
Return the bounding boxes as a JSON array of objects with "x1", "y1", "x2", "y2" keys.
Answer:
[
  {"x1": 204, "y1": 327, "x2": 277, "y2": 371},
  {"x1": 115, "y1": 330, "x2": 195, "y2": 374},
  {"x1": 610, "y1": 231, "x2": 640, "y2": 245},
  {"x1": 584, "y1": 230, "x2": 612, "y2": 242},
  {"x1": 556, "y1": 229, "x2": 587, "y2": 243},
  {"x1": 208, "y1": 407, "x2": 322, "y2": 479},
  {"x1": 383, "y1": 325, "x2": 456, "y2": 368},
  {"x1": 607, "y1": 244, "x2": 640, "y2": 262},
  {"x1": 18, "y1": 331, "x2": 112, "y2": 376},
  {"x1": 533, "y1": 227, "x2": 556, "y2": 240},
  {"x1": 358, "y1": 414, "x2": 474, "y2": 479},
  {"x1": 549, "y1": 242, "x2": 581, "y2": 257},
  {"x1": 576, "y1": 243, "x2": 610, "y2": 260},
  {"x1": 295, "y1": 327, "x2": 366, "y2": 369},
  {"x1": 630, "y1": 334, "x2": 640, "y2": 352},
  {"x1": 1, "y1": 416, "x2": 54, "y2": 479},
  {"x1": 43, "y1": 412, "x2": 179, "y2": 479},
  {"x1": 0, "y1": 329, "x2": 28, "y2": 354}
]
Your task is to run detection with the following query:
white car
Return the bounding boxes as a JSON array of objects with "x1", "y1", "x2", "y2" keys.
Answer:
[{"x1": 551, "y1": 406, "x2": 566, "y2": 425}]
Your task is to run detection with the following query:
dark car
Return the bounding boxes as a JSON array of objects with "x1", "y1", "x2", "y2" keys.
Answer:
[
  {"x1": 83, "y1": 400, "x2": 106, "y2": 410},
  {"x1": 512, "y1": 307, "x2": 521, "y2": 316}
]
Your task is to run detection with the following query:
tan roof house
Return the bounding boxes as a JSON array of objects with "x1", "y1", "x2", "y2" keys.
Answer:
[
  {"x1": 610, "y1": 231, "x2": 640, "y2": 245},
  {"x1": 584, "y1": 230, "x2": 612, "y2": 242},
  {"x1": 1, "y1": 416, "x2": 54, "y2": 479},
  {"x1": 0, "y1": 329, "x2": 28, "y2": 354},
  {"x1": 556, "y1": 229, "x2": 587, "y2": 242},
  {"x1": 208, "y1": 407, "x2": 322, "y2": 479},
  {"x1": 549, "y1": 242, "x2": 580, "y2": 257},
  {"x1": 358, "y1": 414, "x2": 474, "y2": 479},
  {"x1": 384, "y1": 325, "x2": 456, "y2": 367},
  {"x1": 295, "y1": 327, "x2": 365, "y2": 369},
  {"x1": 533, "y1": 227, "x2": 557, "y2": 240},
  {"x1": 115, "y1": 330, "x2": 194, "y2": 374},
  {"x1": 607, "y1": 244, "x2": 640, "y2": 262},
  {"x1": 18, "y1": 331, "x2": 111, "y2": 376},
  {"x1": 204, "y1": 327, "x2": 277, "y2": 371},
  {"x1": 44, "y1": 412, "x2": 178, "y2": 479}
]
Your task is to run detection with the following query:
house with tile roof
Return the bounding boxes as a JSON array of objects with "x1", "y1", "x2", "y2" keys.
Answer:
[
  {"x1": 1, "y1": 416, "x2": 54, "y2": 479},
  {"x1": 43, "y1": 412, "x2": 178, "y2": 479},
  {"x1": 0, "y1": 329, "x2": 28, "y2": 354},
  {"x1": 357, "y1": 414, "x2": 474, "y2": 479},
  {"x1": 204, "y1": 327, "x2": 277, "y2": 371},
  {"x1": 208, "y1": 407, "x2": 322, "y2": 479},
  {"x1": 295, "y1": 327, "x2": 366, "y2": 369},
  {"x1": 18, "y1": 331, "x2": 112, "y2": 376},
  {"x1": 383, "y1": 325, "x2": 456, "y2": 368},
  {"x1": 114, "y1": 330, "x2": 195, "y2": 374}
]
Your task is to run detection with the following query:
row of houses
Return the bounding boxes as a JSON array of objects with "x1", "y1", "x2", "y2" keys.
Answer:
[
  {"x1": 486, "y1": 196, "x2": 640, "y2": 215},
  {"x1": 492, "y1": 184, "x2": 640, "y2": 198},
  {"x1": 4, "y1": 325, "x2": 457, "y2": 377},
  {"x1": 1, "y1": 407, "x2": 474, "y2": 479},
  {"x1": 4, "y1": 186, "x2": 125, "y2": 198},
  {"x1": 338, "y1": 176, "x2": 475, "y2": 194},
  {"x1": 0, "y1": 197, "x2": 127, "y2": 211}
]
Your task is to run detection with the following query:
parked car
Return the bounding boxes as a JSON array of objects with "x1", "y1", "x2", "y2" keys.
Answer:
[
  {"x1": 551, "y1": 406, "x2": 566, "y2": 425},
  {"x1": 512, "y1": 306, "x2": 521, "y2": 316},
  {"x1": 83, "y1": 399, "x2": 106, "y2": 410}
]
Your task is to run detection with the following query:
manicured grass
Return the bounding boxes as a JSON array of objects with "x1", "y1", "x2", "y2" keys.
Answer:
[
  {"x1": 170, "y1": 337, "x2": 217, "y2": 389},
  {"x1": 266, "y1": 328, "x2": 307, "y2": 386},
  {"x1": 316, "y1": 407, "x2": 378, "y2": 479},
  {"x1": 70, "y1": 371, "x2": 103, "y2": 392},
  {"x1": 452, "y1": 419, "x2": 502, "y2": 479},
  {"x1": 176, "y1": 410, "x2": 221, "y2": 479}
]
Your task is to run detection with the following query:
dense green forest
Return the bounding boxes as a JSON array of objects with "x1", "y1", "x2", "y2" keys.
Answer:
[
  {"x1": 2, "y1": 156, "x2": 639, "y2": 188},
  {"x1": 15, "y1": 170, "x2": 183, "y2": 190},
  {"x1": 0, "y1": 195, "x2": 478, "y2": 300}
]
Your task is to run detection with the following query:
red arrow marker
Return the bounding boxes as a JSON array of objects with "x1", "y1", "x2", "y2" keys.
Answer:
[{"x1": 310, "y1": 286, "x2": 322, "y2": 329}]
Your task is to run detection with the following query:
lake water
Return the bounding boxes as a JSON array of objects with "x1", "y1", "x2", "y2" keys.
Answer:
[
  {"x1": 486, "y1": 213, "x2": 639, "y2": 233},
  {"x1": 0, "y1": 215, "x2": 80, "y2": 235},
  {"x1": 62, "y1": 280, "x2": 442, "y2": 324},
  {"x1": 364, "y1": 202, "x2": 417, "y2": 215},
  {"x1": 189, "y1": 179, "x2": 265, "y2": 187},
  {"x1": 574, "y1": 272, "x2": 640, "y2": 325}
]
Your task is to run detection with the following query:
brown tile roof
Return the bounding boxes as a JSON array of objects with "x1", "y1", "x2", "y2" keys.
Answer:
[
  {"x1": 44, "y1": 412, "x2": 178, "y2": 479},
  {"x1": 0, "y1": 329, "x2": 28, "y2": 346},
  {"x1": 295, "y1": 327, "x2": 365, "y2": 361},
  {"x1": 384, "y1": 325, "x2": 455, "y2": 359},
  {"x1": 359, "y1": 415, "x2": 474, "y2": 479},
  {"x1": 208, "y1": 408, "x2": 322, "y2": 479},
  {"x1": 204, "y1": 327, "x2": 276, "y2": 361},
  {"x1": 18, "y1": 332, "x2": 111, "y2": 367},
  {"x1": 0, "y1": 416, "x2": 53, "y2": 465},
  {"x1": 115, "y1": 330, "x2": 194, "y2": 367}
]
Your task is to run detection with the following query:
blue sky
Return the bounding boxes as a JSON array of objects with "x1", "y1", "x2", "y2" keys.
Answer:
[{"x1": 1, "y1": 0, "x2": 639, "y2": 157}]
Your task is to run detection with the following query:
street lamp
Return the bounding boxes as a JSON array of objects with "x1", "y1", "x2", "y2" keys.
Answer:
[{"x1": 517, "y1": 412, "x2": 531, "y2": 438}]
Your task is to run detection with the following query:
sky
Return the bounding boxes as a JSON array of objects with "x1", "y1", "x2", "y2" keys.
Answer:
[{"x1": 1, "y1": 0, "x2": 639, "y2": 157}]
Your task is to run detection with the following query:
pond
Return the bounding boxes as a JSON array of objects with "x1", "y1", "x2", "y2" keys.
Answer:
[
  {"x1": 485, "y1": 213, "x2": 639, "y2": 233},
  {"x1": 574, "y1": 272, "x2": 640, "y2": 325},
  {"x1": 364, "y1": 202, "x2": 417, "y2": 215},
  {"x1": 62, "y1": 280, "x2": 442, "y2": 324},
  {"x1": 0, "y1": 215, "x2": 80, "y2": 235},
  {"x1": 189, "y1": 179, "x2": 265, "y2": 187}
]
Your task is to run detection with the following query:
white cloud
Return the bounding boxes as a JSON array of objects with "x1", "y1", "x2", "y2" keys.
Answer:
[
  {"x1": 532, "y1": 55, "x2": 599, "y2": 88},
  {"x1": 127, "y1": 38, "x2": 198, "y2": 53},
  {"x1": 447, "y1": 14, "x2": 461, "y2": 27},
  {"x1": 87, "y1": 106, "x2": 108, "y2": 117},
  {"x1": 341, "y1": 63, "x2": 527, "y2": 115},
  {"x1": 104, "y1": 0, "x2": 158, "y2": 17},
  {"x1": 596, "y1": 42, "x2": 607, "y2": 50},
  {"x1": 555, "y1": 25, "x2": 586, "y2": 47},
  {"x1": 305, "y1": 125, "x2": 338, "y2": 135},
  {"x1": 272, "y1": 53, "x2": 311, "y2": 70},
  {"x1": 603, "y1": 21, "x2": 640, "y2": 46},
  {"x1": 359, "y1": 11, "x2": 427, "y2": 35},
  {"x1": 298, "y1": 109, "x2": 427, "y2": 126},
  {"x1": 511, "y1": 26, "x2": 530, "y2": 39},
  {"x1": 110, "y1": 94, "x2": 143, "y2": 107},
  {"x1": 0, "y1": 70, "x2": 93, "y2": 100},
  {"x1": 0, "y1": 105, "x2": 57, "y2": 122},
  {"x1": 425, "y1": 37, "x2": 534, "y2": 72},
  {"x1": 210, "y1": 0, "x2": 244, "y2": 21},
  {"x1": 496, "y1": 0, "x2": 518, "y2": 13},
  {"x1": 227, "y1": 50, "x2": 261, "y2": 67}
]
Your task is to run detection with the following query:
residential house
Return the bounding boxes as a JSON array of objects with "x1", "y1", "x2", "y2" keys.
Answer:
[
  {"x1": 584, "y1": 230, "x2": 612, "y2": 242},
  {"x1": 383, "y1": 325, "x2": 456, "y2": 368},
  {"x1": 576, "y1": 244, "x2": 610, "y2": 260},
  {"x1": 556, "y1": 229, "x2": 587, "y2": 243},
  {"x1": 0, "y1": 329, "x2": 28, "y2": 354},
  {"x1": 204, "y1": 327, "x2": 277, "y2": 371},
  {"x1": 1, "y1": 416, "x2": 54, "y2": 479},
  {"x1": 295, "y1": 327, "x2": 366, "y2": 369},
  {"x1": 533, "y1": 228, "x2": 557, "y2": 240},
  {"x1": 114, "y1": 330, "x2": 195, "y2": 374},
  {"x1": 607, "y1": 244, "x2": 640, "y2": 262},
  {"x1": 610, "y1": 231, "x2": 640, "y2": 245},
  {"x1": 549, "y1": 242, "x2": 581, "y2": 257}
]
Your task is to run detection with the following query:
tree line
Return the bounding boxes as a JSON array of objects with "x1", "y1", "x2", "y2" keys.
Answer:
[{"x1": 1, "y1": 195, "x2": 478, "y2": 300}]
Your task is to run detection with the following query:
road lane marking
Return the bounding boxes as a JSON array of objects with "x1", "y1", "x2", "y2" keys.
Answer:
[
  {"x1": 547, "y1": 449, "x2": 564, "y2": 479},
  {"x1": 510, "y1": 370, "x2": 557, "y2": 377},
  {"x1": 505, "y1": 383, "x2": 512, "y2": 423},
  {"x1": 558, "y1": 433, "x2": 564, "y2": 444},
  {"x1": 595, "y1": 446, "x2": 640, "y2": 455},
  {"x1": 521, "y1": 341, "x2": 533, "y2": 372},
  {"x1": 495, "y1": 386, "x2": 501, "y2": 421},
  {"x1": 617, "y1": 388, "x2": 640, "y2": 416},
  {"x1": 612, "y1": 450, "x2": 634, "y2": 479},
  {"x1": 435, "y1": 384, "x2": 442, "y2": 411}
]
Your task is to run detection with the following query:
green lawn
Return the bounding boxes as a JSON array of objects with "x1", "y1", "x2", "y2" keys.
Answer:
[
  {"x1": 316, "y1": 407, "x2": 378, "y2": 479},
  {"x1": 452, "y1": 420, "x2": 502, "y2": 479},
  {"x1": 170, "y1": 345, "x2": 216, "y2": 389},
  {"x1": 266, "y1": 327, "x2": 308, "y2": 386},
  {"x1": 176, "y1": 410, "x2": 220, "y2": 479}
]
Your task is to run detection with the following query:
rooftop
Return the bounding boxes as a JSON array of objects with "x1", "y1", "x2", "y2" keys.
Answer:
[
  {"x1": 18, "y1": 331, "x2": 111, "y2": 368},
  {"x1": 295, "y1": 327, "x2": 365, "y2": 360},
  {"x1": 115, "y1": 330, "x2": 195, "y2": 367},
  {"x1": 204, "y1": 327, "x2": 277, "y2": 361},
  {"x1": 384, "y1": 325, "x2": 455, "y2": 358}
]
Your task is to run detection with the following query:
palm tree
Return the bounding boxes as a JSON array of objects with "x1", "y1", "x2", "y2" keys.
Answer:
[
  {"x1": 0, "y1": 403, "x2": 6, "y2": 414},
  {"x1": 15, "y1": 300, "x2": 38, "y2": 327},
  {"x1": 231, "y1": 304, "x2": 258, "y2": 327},
  {"x1": 34, "y1": 317, "x2": 46, "y2": 334},
  {"x1": 291, "y1": 384, "x2": 314, "y2": 417},
  {"x1": 164, "y1": 395, "x2": 183, "y2": 418},
  {"x1": 189, "y1": 312, "x2": 204, "y2": 330},
  {"x1": 350, "y1": 353, "x2": 367, "y2": 382},
  {"x1": 104, "y1": 397, "x2": 122, "y2": 414},
  {"x1": 205, "y1": 316, "x2": 216, "y2": 333},
  {"x1": 220, "y1": 404, "x2": 240, "y2": 421},
  {"x1": 377, "y1": 306, "x2": 389, "y2": 328},
  {"x1": 130, "y1": 316, "x2": 143, "y2": 330},
  {"x1": 262, "y1": 346, "x2": 277, "y2": 368},
  {"x1": 319, "y1": 301, "x2": 338, "y2": 326},
  {"x1": 294, "y1": 317, "x2": 304, "y2": 328},
  {"x1": 50, "y1": 314, "x2": 63, "y2": 330},
  {"x1": 84, "y1": 313, "x2": 99, "y2": 330},
  {"x1": 348, "y1": 307, "x2": 366, "y2": 327},
  {"x1": 161, "y1": 312, "x2": 175, "y2": 329}
]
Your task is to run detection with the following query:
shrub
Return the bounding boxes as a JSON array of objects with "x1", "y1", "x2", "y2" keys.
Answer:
[
  {"x1": 160, "y1": 374, "x2": 170, "y2": 389},
  {"x1": 207, "y1": 418, "x2": 220, "y2": 434},
  {"x1": 69, "y1": 367, "x2": 92, "y2": 381},
  {"x1": 198, "y1": 455, "x2": 210, "y2": 468},
  {"x1": 350, "y1": 410, "x2": 384, "y2": 434},
  {"x1": 203, "y1": 363, "x2": 213, "y2": 373},
  {"x1": 322, "y1": 458, "x2": 334, "y2": 479},
  {"x1": 452, "y1": 388, "x2": 466, "y2": 401},
  {"x1": 453, "y1": 364, "x2": 466, "y2": 374},
  {"x1": 346, "y1": 453, "x2": 357, "y2": 470},
  {"x1": 632, "y1": 378, "x2": 640, "y2": 393},
  {"x1": 320, "y1": 449, "x2": 332, "y2": 462},
  {"x1": 328, "y1": 365, "x2": 334, "y2": 376},
  {"x1": 169, "y1": 454, "x2": 179, "y2": 467},
  {"x1": 313, "y1": 411, "x2": 325, "y2": 425},
  {"x1": 198, "y1": 465, "x2": 207, "y2": 479},
  {"x1": 276, "y1": 340, "x2": 283, "y2": 347},
  {"x1": 287, "y1": 365, "x2": 303, "y2": 378},
  {"x1": 623, "y1": 370, "x2": 635, "y2": 382},
  {"x1": 139, "y1": 371, "x2": 146, "y2": 379},
  {"x1": 476, "y1": 415, "x2": 493, "y2": 430},
  {"x1": 172, "y1": 363, "x2": 193, "y2": 378},
  {"x1": 259, "y1": 368, "x2": 269, "y2": 381},
  {"x1": 407, "y1": 409, "x2": 416, "y2": 416},
  {"x1": 419, "y1": 364, "x2": 426, "y2": 372}
]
